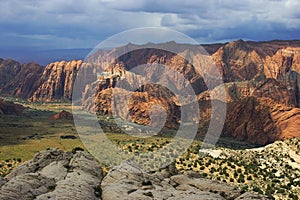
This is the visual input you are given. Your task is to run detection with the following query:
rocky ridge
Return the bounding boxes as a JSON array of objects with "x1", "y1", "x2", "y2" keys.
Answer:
[{"x1": 80, "y1": 40, "x2": 300, "y2": 145}]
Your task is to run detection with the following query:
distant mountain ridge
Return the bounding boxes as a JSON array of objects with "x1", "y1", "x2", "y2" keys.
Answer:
[
  {"x1": 1, "y1": 39, "x2": 300, "y2": 145},
  {"x1": 0, "y1": 48, "x2": 92, "y2": 66}
]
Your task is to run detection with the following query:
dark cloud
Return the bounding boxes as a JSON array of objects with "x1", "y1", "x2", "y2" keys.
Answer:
[{"x1": 0, "y1": 0, "x2": 299, "y2": 50}]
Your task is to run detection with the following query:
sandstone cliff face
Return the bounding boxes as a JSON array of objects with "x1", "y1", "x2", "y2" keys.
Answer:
[
  {"x1": 0, "y1": 59, "x2": 21, "y2": 89},
  {"x1": 263, "y1": 47, "x2": 300, "y2": 78},
  {"x1": 30, "y1": 60, "x2": 82, "y2": 102},
  {"x1": 197, "y1": 41, "x2": 300, "y2": 144},
  {"x1": 212, "y1": 40, "x2": 265, "y2": 82},
  {"x1": 198, "y1": 81, "x2": 258, "y2": 103},
  {"x1": 0, "y1": 59, "x2": 43, "y2": 98},
  {"x1": 252, "y1": 78, "x2": 297, "y2": 106},
  {"x1": 87, "y1": 85, "x2": 180, "y2": 129},
  {"x1": 224, "y1": 97, "x2": 300, "y2": 145},
  {"x1": 262, "y1": 47, "x2": 300, "y2": 106},
  {"x1": 110, "y1": 46, "x2": 208, "y2": 95}
]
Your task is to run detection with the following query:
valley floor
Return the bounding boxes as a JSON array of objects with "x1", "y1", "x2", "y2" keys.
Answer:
[{"x1": 0, "y1": 99, "x2": 299, "y2": 199}]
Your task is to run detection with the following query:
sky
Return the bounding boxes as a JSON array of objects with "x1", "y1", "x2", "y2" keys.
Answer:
[{"x1": 0, "y1": 0, "x2": 299, "y2": 51}]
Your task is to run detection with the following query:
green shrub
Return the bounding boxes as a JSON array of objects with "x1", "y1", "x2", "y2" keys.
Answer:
[
  {"x1": 220, "y1": 191, "x2": 226, "y2": 197},
  {"x1": 142, "y1": 180, "x2": 152, "y2": 186},
  {"x1": 94, "y1": 185, "x2": 102, "y2": 198},
  {"x1": 48, "y1": 185, "x2": 56, "y2": 191}
]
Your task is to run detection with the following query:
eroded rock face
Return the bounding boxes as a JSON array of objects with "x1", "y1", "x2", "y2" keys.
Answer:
[
  {"x1": 90, "y1": 86, "x2": 180, "y2": 129},
  {"x1": 252, "y1": 78, "x2": 297, "y2": 106},
  {"x1": 224, "y1": 97, "x2": 300, "y2": 145},
  {"x1": 212, "y1": 40, "x2": 265, "y2": 82},
  {"x1": 262, "y1": 47, "x2": 300, "y2": 106},
  {"x1": 0, "y1": 59, "x2": 43, "y2": 98},
  {"x1": 30, "y1": 60, "x2": 83, "y2": 102},
  {"x1": 264, "y1": 47, "x2": 300, "y2": 79}
]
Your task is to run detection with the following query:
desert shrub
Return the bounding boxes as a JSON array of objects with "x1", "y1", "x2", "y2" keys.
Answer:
[
  {"x1": 220, "y1": 191, "x2": 226, "y2": 197},
  {"x1": 193, "y1": 162, "x2": 198, "y2": 168},
  {"x1": 210, "y1": 167, "x2": 216, "y2": 173},
  {"x1": 234, "y1": 171, "x2": 238, "y2": 178},
  {"x1": 277, "y1": 188, "x2": 285, "y2": 194},
  {"x1": 253, "y1": 186, "x2": 263, "y2": 194},
  {"x1": 72, "y1": 147, "x2": 84, "y2": 154},
  {"x1": 142, "y1": 180, "x2": 152, "y2": 186},
  {"x1": 94, "y1": 185, "x2": 102, "y2": 198},
  {"x1": 289, "y1": 193, "x2": 299, "y2": 200},
  {"x1": 48, "y1": 185, "x2": 56, "y2": 191}
]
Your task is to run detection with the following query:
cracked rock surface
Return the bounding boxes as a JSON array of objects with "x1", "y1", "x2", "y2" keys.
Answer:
[
  {"x1": 0, "y1": 148, "x2": 103, "y2": 200},
  {"x1": 0, "y1": 149, "x2": 270, "y2": 200}
]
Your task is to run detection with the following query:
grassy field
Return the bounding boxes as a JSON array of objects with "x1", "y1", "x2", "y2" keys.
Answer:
[
  {"x1": 0, "y1": 102, "x2": 83, "y2": 161},
  {"x1": 0, "y1": 97, "x2": 256, "y2": 175},
  {"x1": 0, "y1": 98, "x2": 255, "y2": 161}
]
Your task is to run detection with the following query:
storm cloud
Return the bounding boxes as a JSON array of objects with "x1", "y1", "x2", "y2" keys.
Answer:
[{"x1": 0, "y1": 0, "x2": 299, "y2": 50}]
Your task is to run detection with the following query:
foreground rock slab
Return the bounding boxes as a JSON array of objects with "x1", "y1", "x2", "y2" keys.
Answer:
[
  {"x1": 0, "y1": 149, "x2": 270, "y2": 199},
  {"x1": 0, "y1": 148, "x2": 103, "y2": 200},
  {"x1": 101, "y1": 161, "x2": 271, "y2": 200}
]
